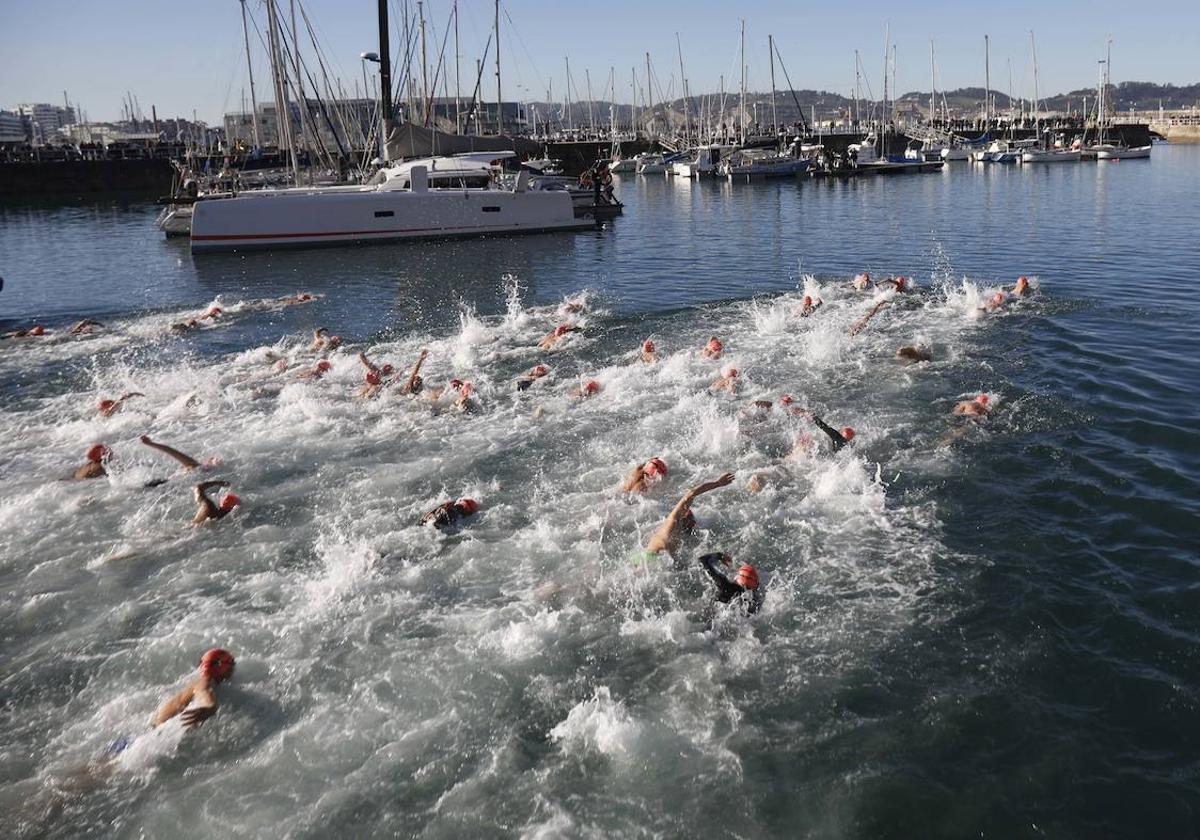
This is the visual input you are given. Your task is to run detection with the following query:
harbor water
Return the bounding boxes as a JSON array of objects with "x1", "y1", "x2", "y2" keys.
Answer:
[{"x1": 2, "y1": 146, "x2": 1198, "y2": 838}]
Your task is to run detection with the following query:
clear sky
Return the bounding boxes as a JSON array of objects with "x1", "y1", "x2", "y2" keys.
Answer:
[{"x1": 2, "y1": 0, "x2": 1197, "y2": 123}]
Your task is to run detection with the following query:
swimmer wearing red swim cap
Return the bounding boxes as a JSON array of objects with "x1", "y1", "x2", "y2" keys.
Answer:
[
  {"x1": 799, "y1": 295, "x2": 822, "y2": 317},
  {"x1": 698, "y1": 552, "x2": 763, "y2": 615},
  {"x1": 852, "y1": 272, "x2": 871, "y2": 290},
  {"x1": 622, "y1": 457, "x2": 669, "y2": 493},
  {"x1": 640, "y1": 339, "x2": 657, "y2": 363},
  {"x1": 152, "y1": 649, "x2": 236, "y2": 730},
  {"x1": 570, "y1": 379, "x2": 601, "y2": 399},
  {"x1": 192, "y1": 480, "x2": 239, "y2": 524},
  {"x1": 97, "y1": 391, "x2": 144, "y2": 417},
  {"x1": 396, "y1": 349, "x2": 429, "y2": 395},
  {"x1": 74, "y1": 443, "x2": 111, "y2": 479},
  {"x1": 794, "y1": 411, "x2": 856, "y2": 453},
  {"x1": 538, "y1": 323, "x2": 579, "y2": 350},
  {"x1": 516, "y1": 361, "x2": 550, "y2": 392},
  {"x1": 952, "y1": 393, "x2": 992, "y2": 417},
  {"x1": 701, "y1": 337, "x2": 723, "y2": 359},
  {"x1": 421, "y1": 496, "x2": 482, "y2": 529},
  {"x1": 1010, "y1": 276, "x2": 1031, "y2": 297}
]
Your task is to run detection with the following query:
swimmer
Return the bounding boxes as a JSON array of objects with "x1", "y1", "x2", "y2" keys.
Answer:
[
  {"x1": 425, "y1": 378, "x2": 464, "y2": 403},
  {"x1": 357, "y1": 352, "x2": 394, "y2": 398},
  {"x1": 643, "y1": 472, "x2": 735, "y2": 557},
  {"x1": 569, "y1": 379, "x2": 602, "y2": 399},
  {"x1": 740, "y1": 399, "x2": 775, "y2": 420},
  {"x1": 538, "y1": 324, "x2": 579, "y2": 350},
  {"x1": 310, "y1": 328, "x2": 342, "y2": 351},
  {"x1": 169, "y1": 318, "x2": 200, "y2": 334},
  {"x1": 193, "y1": 480, "x2": 239, "y2": 524},
  {"x1": 852, "y1": 272, "x2": 872, "y2": 291},
  {"x1": 558, "y1": 297, "x2": 586, "y2": 315},
  {"x1": 97, "y1": 392, "x2": 144, "y2": 417},
  {"x1": 451, "y1": 381, "x2": 476, "y2": 413},
  {"x1": 622, "y1": 457, "x2": 668, "y2": 493},
  {"x1": 979, "y1": 292, "x2": 1006, "y2": 313},
  {"x1": 794, "y1": 410, "x2": 855, "y2": 453},
  {"x1": 200, "y1": 306, "x2": 223, "y2": 321},
  {"x1": 394, "y1": 349, "x2": 428, "y2": 395},
  {"x1": 297, "y1": 359, "x2": 332, "y2": 380},
  {"x1": 140, "y1": 435, "x2": 206, "y2": 472},
  {"x1": 876, "y1": 276, "x2": 910, "y2": 293},
  {"x1": 710, "y1": 368, "x2": 739, "y2": 392},
  {"x1": 421, "y1": 497, "x2": 480, "y2": 529},
  {"x1": 3, "y1": 324, "x2": 48, "y2": 339},
  {"x1": 73, "y1": 443, "x2": 110, "y2": 480},
  {"x1": 639, "y1": 339, "x2": 657, "y2": 363},
  {"x1": 698, "y1": 552, "x2": 763, "y2": 615},
  {"x1": 516, "y1": 363, "x2": 549, "y2": 392},
  {"x1": 952, "y1": 393, "x2": 991, "y2": 417},
  {"x1": 895, "y1": 345, "x2": 932, "y2": 363},
  {"x1": 152, "y1": 649, "x2": 236, "y2": 729},
  {"x1": 1008, "y1": 276, "x2": 1031, "y2": 297},
  {"x1": 798, "y1": 295, "x2": 822, "y2": 317},
  {"x1": 278, "y1": 292, "x2": 318, "y2": 306},
  {"x1": 849, "y1": 300, "x2": 888, "y2": 337},
  {"x1": 700, "y1": 336, "x2": 723, "y2": 359},
  {"x1": 69, "y1": 318, "x2": 104, "y2": 335}
]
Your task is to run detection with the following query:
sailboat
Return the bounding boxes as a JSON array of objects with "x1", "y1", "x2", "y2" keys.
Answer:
[
  {"x1": 1021, "y1": 31, "x2": 1081, "y2": 164},
  {"x1": 189, "y1": 2, "x2": 592, "y2": 252},
  {"x1": 1089, "y1": 40, "x2": 1152, "y2": 161}
]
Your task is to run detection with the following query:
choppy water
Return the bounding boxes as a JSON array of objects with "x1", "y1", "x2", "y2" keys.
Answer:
[{"x1": 2, "y1": 145, "x2": 1199, "y2": 839}]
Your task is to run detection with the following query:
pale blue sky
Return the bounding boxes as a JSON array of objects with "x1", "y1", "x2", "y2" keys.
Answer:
[{"x1": 1, "y1": 0, "x2": 1197, "y2": 123}]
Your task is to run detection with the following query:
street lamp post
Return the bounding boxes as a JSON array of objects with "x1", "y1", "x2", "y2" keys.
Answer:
[{"x1": 361, "y1": 51, "x2": 381, "y2": 161}]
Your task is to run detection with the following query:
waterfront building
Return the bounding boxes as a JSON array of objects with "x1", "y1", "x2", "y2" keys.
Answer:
[
  {"x1": 12, "y1": 103, "x2": 77, "y2": 143},
  {"x1": 0, "y1": 109, "x2": 27, "y2": 146}
]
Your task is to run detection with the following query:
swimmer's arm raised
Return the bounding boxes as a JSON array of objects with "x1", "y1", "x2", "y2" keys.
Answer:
[
  {"x1": 193, "y1": 480, "x2": 228, "y2": 522},
  {"x1": 140, "y1": 435, "x2": 201, "y2": 470},
  {"x1": 621, "y1": 463, "x2": 646, "y2": 493},
  {"x1": 401, "y1": 349, "x2": 428, "y2": 391}
]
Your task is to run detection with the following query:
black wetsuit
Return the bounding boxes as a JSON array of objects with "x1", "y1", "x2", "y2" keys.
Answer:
[
  {"x1": 699, "y1": 554, "x2": 763, "y2": 615},
  {"x1": 811, "y1": 416, "x2": 850, "y2": 452},
  {"x1": 422, "y1": 502, "x2": 461, "y2": 529}
]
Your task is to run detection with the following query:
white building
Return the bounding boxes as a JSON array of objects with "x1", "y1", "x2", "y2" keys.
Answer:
[
  {"x1": 0, "y1": 110, "x2": 27, "y2": 145},
  {"x1": 12, "y1": 103, "x2": 77, "y2": 143},
  {"x1": 224, "y1": 99, "x2": 377, "y2": 152}
]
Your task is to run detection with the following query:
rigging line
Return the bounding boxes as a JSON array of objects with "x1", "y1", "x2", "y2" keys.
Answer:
[
  {"x1": 501, "y1": 5, "x2": 546, "y2": 96},
  {"x1": 422, "y1": 4, "x2": 455, "y2": 127}
]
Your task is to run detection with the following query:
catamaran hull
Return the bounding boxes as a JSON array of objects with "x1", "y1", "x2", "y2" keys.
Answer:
[
  {"x1": 189, "y1": 189, "x2": 592, "y2": 253},
  {"x1": 1020, "y1": 150, "x2": 1082, "y2": 163}
]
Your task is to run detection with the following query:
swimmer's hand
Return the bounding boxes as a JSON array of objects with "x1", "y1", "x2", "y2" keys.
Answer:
[{"x1": 179, "y1": 705, "x2": 216, "y2": 729}]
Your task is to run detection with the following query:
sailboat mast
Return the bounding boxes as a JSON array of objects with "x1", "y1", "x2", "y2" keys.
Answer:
[
  {"x1": 565, "y1": 57, "x2": 573, "y2": 132},
  {"x1": 418, "y1": 1, "x2": 428, "y2": 123},
  {"x1": 738, "y1": 19, "x2": 746, "y2": 145},
  {"x1": 676, "y1": 32, "x2": 688, "y2": 147},
  {"x1": 882, "y1": 24, "x2": 889, "y2": 130},
  {"x1": 494, "y1": 0, "x2": 502, "y2": 135},
  {"x1": 377, "y1": 0, "x2": 393, "y2": 157},
  {"x1": 238, "y1": 0, "x2": 261, "y2": 147},
  {"x1": 453, "y1": 1, "x2": 461, "y2": 133},
  {"x1": 768, "y1": 34, "x2": 777, "y2": 138},
  {"x1": 984, "y1": 34, "x2": 991, "y2": 125},
  {"x1": 1030, "y1": 30, "x2": 1040, "y2": 138},
  {"x1": 929, "y1": 39, "x2": 935, "y2": 126}
]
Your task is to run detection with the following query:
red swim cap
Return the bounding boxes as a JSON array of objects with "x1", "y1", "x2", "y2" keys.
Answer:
[
  {"x1": 29, "y1": 325, "x2": 46, "y2": 336},
  {"x1": 582, "y1": 379, "x2": 600, "y2": 395},
  {"x1": 199, "y1": 648, "x2": 236, "y2": 681},
  {"x1": 841, "y1": 427, "x2": 856, "y2": 440},
  {"x1": 976, "y1": 394, "x2": 990, "y2": 405},
  {"x1": 531, "y1": 364, "x2": 548, "y2": 376},
  {"x1": 553, "y1": 324, "x2": 570, "y2": 337},
  {"x1": 991, "y1": 292, "x2": 1005, "y2": 305},
  {"x1": 642, "y1": 339, "x2": 655, "y2": 353},
  {"x1": 1017, "y1": 275, "x2": 1028, "y2": 284},
  {"x1": 380, "y1": 364, "x2": 394, "y2": 376},
  {"x1": 315, "y1": 359, "x2": 332, "y2": 372},
  {"x1": 86, "y1": 443, "x2": 110, "y2": 463},
  {"x1": 455, "y1": 497, "x2": 480, "y2": 515},
  {"x1": 896, "y1": 277, "x2": 907, "y2": 290},
  {"x1": 219, "y1": 493, "x2": 240, "y2": 511},
  {"x1": 706, "y1": 337, "x2": 723, "y2": 352},
  {"x1": 735, "y1": 563, "x2": 759, "y2": 590},
  {"x1": 646, "y1": 457, "x2": 668, "y2": 477},
  {"x1": 208, "y1": 306, "x2": 222, "y2": 316},
  {"x1": 97, "y1": 399, "x2": 116, "y2": 413},
  {"x1": 780, "y1": 394, "x2": 794, "y2": 405},
  {"x1": 725, "y1": 368, "x2": 738, "y2": 378},
  {"x1": 365, "y1": 370, "x2": 381, "y2": 386}
]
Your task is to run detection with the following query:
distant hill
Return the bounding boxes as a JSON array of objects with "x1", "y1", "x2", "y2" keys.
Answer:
[{"x1": 532, "y1": 81, "x2": 1197, "y2": 127}]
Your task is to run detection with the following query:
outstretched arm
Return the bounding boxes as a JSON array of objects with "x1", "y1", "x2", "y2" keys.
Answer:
[
  {"x1": 646, "y1": 473, "x2": 734, "y2": 552},
  {"x1": 193, "y1": 480, "x2": 228, "y2": 522},
  {"x1": 809, "y1": 415, "x2": 846, "y2": 448},
  {"x1": 698, "y1": 553, "x2": 743, "y2": 600},
  {"x1": 141, "y1": 435, "x2": 201, "y2": 470},
  {"x1": 401, "y1": 349, "x2": 428, "y2": 391},
  {"x1": 358, "y1": 352, "x2": 377, "y2": 373},
  {"x1": 621, "y1": 463, "x2": 646, "y2": 493},
  {"x1": 849, "y1": 300, "x2": 887, "y2": 336},
  {"x1": 152, "y1": 683, "x2": 196, "y2": 727},
  {"x1": 178, "y1": 681, "x2": 218, "y2": 728}
]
